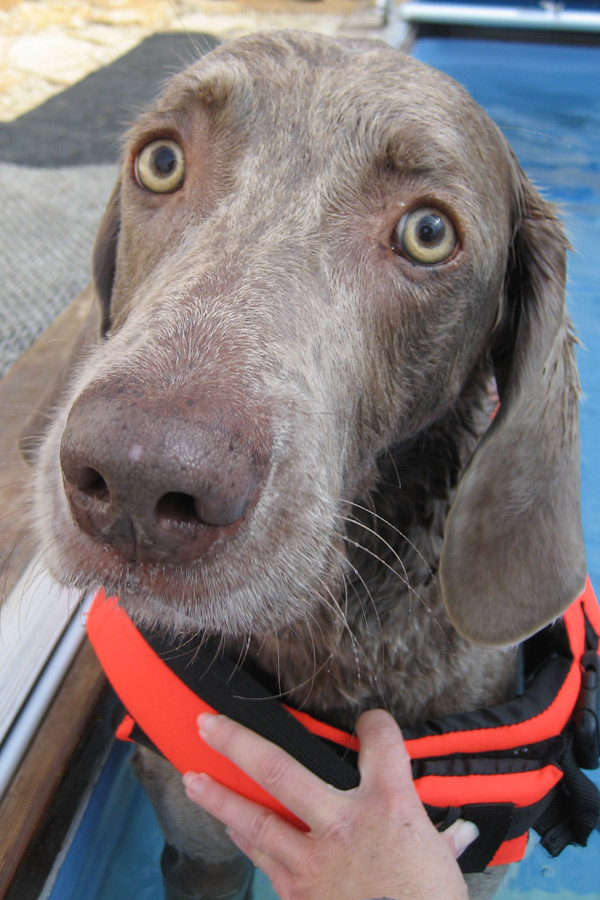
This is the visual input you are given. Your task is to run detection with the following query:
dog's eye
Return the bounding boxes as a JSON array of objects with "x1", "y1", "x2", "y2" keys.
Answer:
[
  {"x1": 135, "y1": 139, "x2": 185, "y2": 193},
  {"x1": 394, "y1": 207, "x2": 457, "y2": 265}
]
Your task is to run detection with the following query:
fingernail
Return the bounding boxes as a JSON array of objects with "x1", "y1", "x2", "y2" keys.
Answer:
[
  {"x1": 182, "y1": 771, "x2": 207, "y2": 796},
  {"x1": 446, "y1": 819, "x2": 479, "y2": 856},
  {"x1": 197, "y1": 712, "x2": 219, "y2": 737}
]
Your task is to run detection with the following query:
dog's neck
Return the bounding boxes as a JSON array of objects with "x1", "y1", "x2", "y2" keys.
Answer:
[{"x1": 240, "y1": 376, "x2": 518, "y2": 733}]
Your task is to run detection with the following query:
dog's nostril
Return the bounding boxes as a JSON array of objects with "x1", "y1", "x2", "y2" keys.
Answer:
[
  {"x1": 75, "y1": 467, "x2": 110, "y2": 503},
  {"x1": 156, "y1": 492, "x2": 202, "y2": 529}
]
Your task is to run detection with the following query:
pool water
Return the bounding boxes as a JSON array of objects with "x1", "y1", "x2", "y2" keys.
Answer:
[{"x1": 47, "y1": 35, "x2": 600, "y2": 900}]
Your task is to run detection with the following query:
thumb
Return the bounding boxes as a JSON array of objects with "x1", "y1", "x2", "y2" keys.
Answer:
[
  {"x1": 355, "y1": 709, "x2": 413, "y2": 787},
  {"x1": 440, "y1": 819, "x2": 479, "y2": 859}
]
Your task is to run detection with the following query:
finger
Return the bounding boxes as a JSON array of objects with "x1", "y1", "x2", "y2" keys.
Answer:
[
  {"x1": 355, "y1": 710, "x2": 413, "y2": 792},
  {"x1": 183, "y1": 770, "x2": 307, "y2": 870},
  {"x1": 197, "y1": 713, "x2": 343, "y2": 828},
  {"x1": 227, "y1": 828, "x2": 293, "y2": 895},
  {"x1": 440, "y1": 819, "x2": 480, "y2": 859}
]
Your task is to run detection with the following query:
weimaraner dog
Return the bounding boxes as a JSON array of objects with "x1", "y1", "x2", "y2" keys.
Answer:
[{"x1": 30, "y1": 30, "x2": 585, "y2": 900}]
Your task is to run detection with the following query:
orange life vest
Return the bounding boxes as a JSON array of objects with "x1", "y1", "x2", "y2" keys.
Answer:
[{"x1": 87, "y1": 578, "x2": 600, "y2": 874}]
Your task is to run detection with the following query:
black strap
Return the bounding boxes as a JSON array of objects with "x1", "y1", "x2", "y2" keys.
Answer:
[
  {"x1": 141, "y1": 629, "x2": 360, "y2": 791},
  {"x1": 534, "y1": 734, "x2": 600, "y2": 856},
  {"x1": 451, "y1": 804, "x2": 515, "y2": 873},
  {"x1": 430, "y1": 779, "x2": 559, "y2": 873},
  {"x1": 574, "y1": 610, "x2": 600, "y2": 770},
  {"x1": 402, "y1": 616, "x2": 574, "y2": 743}
]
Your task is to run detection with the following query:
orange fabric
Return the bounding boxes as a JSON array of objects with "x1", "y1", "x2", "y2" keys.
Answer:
[
  {"x1": 115, "y1": 713, "x2": 136, "y2": 743},
  {"x1": 581, "y1": 576, "x2": 600, "y2": 633},
  {"x1": 489, "y1": 833, "x2": 529, "y2": 867},
  {"x1": 414, "y1": 765, "x2": 563, "y2": 808},
  {"x1": 289, "y1": 707, "x2": 360, "y2": 752},
  {"x1": 87, "y1": 590, "x2": 309, "y2": 830}
]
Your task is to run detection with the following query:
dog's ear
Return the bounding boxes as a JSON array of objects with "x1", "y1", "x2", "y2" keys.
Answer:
[
  {"x1": 440, "y1": 168, "x2": 586, "y2": 646},
  {"x1": 92, "y1": 180, "x2": 121, "y2": 335},
  {"x1": 19, "y1": 183, "x2": 121, "y2": 464}
]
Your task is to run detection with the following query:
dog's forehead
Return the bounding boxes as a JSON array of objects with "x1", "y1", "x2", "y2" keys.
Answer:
[{"x1": 136, "y1": 32, "x2": 507, "y2": 181}]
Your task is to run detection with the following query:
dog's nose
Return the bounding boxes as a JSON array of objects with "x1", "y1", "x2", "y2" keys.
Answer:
[{"x1": 59, "y1": 389, "x2": 270, "y2": 563}]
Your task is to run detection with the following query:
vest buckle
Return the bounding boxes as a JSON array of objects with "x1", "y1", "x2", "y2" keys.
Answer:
[{"x1": 574, "y1": 649, "x2": 600, "y2": 770}]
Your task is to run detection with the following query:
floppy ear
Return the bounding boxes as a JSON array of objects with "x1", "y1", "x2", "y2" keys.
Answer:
[
  {"x1": 439, "y1": 170, "x2": 586, "y2": 646},
  {"x1": 19, "y1": 182, "x2": 121, "y2": 463},
  {"x1": 92, "y1": 181, "x2": 121, "y2": 334}
]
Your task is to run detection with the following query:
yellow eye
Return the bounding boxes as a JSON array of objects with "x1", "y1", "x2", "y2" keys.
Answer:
[
  {"x1": 394, "y1": 207, "x2": 458, "y2": 265},
  {"x1": 135, "y1": 139, "x2": 185, "y2": 193}
]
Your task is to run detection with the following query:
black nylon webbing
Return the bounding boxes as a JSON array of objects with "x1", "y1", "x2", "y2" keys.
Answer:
[
  {"x1": 402, "y1": 653, "x2": 571, "y2": 742},
  {"x1": 535, "y1": 736, "x2": 600, "y2": 855},
  {"x1": 141, "y1": 628, "x2": 361, "y2": 791}
]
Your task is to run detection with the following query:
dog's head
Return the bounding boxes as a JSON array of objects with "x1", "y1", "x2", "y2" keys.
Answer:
[{"x1": 28, "y1": 32, "x2": 585, "y2": 645}]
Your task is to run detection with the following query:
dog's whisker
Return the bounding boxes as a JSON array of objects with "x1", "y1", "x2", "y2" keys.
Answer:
[
  {"x1": 317, "y1": 578, "x2": 357, "y2": 646},
  {"x1": 164, "y1": 0, "x2": 219, "y2": 65},
  {"x1": 336, "y1": 513, "x2": 415, "y2": 595},
  {"x1": 232, "y1": 634, "x2": 253, "y2": 677},
  {"x1": 300, "y1": 614, "x2": 319, "y2": 707},
  {"x1": 384, "y1": 448, "x2": 403, "y2": 491},
  {"x1": 0, "y1": 523, "x2": 31, "y2": 575},
  {"x1": 344, "y1": 501, "x2": 435, "y2": 582},
  {"x1": 318, "y1": 579, "x2": 366, "y2": 695},
  {"x1": 335, "y1": 550, "x2": 372, "y2": 631},
  {"x1": 0, "y1": 474, "x2": 32, "y2": 495},
  {"x1": 343, "y1": 532, "x2": 453, "y2": 651},
  {"x1": 337, "y1": 553, "x2": 387, "y2": 673}
]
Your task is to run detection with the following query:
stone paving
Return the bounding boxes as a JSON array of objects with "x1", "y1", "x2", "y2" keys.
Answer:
[{"x1": 0, "y1": 0, "x2": 387, "y2": 122}]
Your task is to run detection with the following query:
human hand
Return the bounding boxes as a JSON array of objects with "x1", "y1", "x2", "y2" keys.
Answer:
[{"x1": 182, "y1": 709, "x2": 477, "y2": 900}]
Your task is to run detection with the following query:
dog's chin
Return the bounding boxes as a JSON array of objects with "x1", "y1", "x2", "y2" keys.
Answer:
[
  {"x1": 110, "y1": 583, "x2": 280, "y2": 639},
  {"x1": 47, "y1": 534, "x2": 319, "y2": 639}
]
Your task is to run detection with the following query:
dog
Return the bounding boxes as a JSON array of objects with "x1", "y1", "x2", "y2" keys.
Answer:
[{"x1": 27, "y1": 30, "x2": 585, "y2": 900}]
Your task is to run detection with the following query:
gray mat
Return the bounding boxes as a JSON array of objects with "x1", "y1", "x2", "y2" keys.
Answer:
[
  {"x1": 0, "y1": 33, "x2": 217, "y2": 377},
  {"x1": 1, "y1": 162, "x2": 116, "y2": 375}
]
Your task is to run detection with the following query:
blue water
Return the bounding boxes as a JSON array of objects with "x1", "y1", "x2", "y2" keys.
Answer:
[{"x1": 48, "y1": 36, "x2": 600, "y2": 900}]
